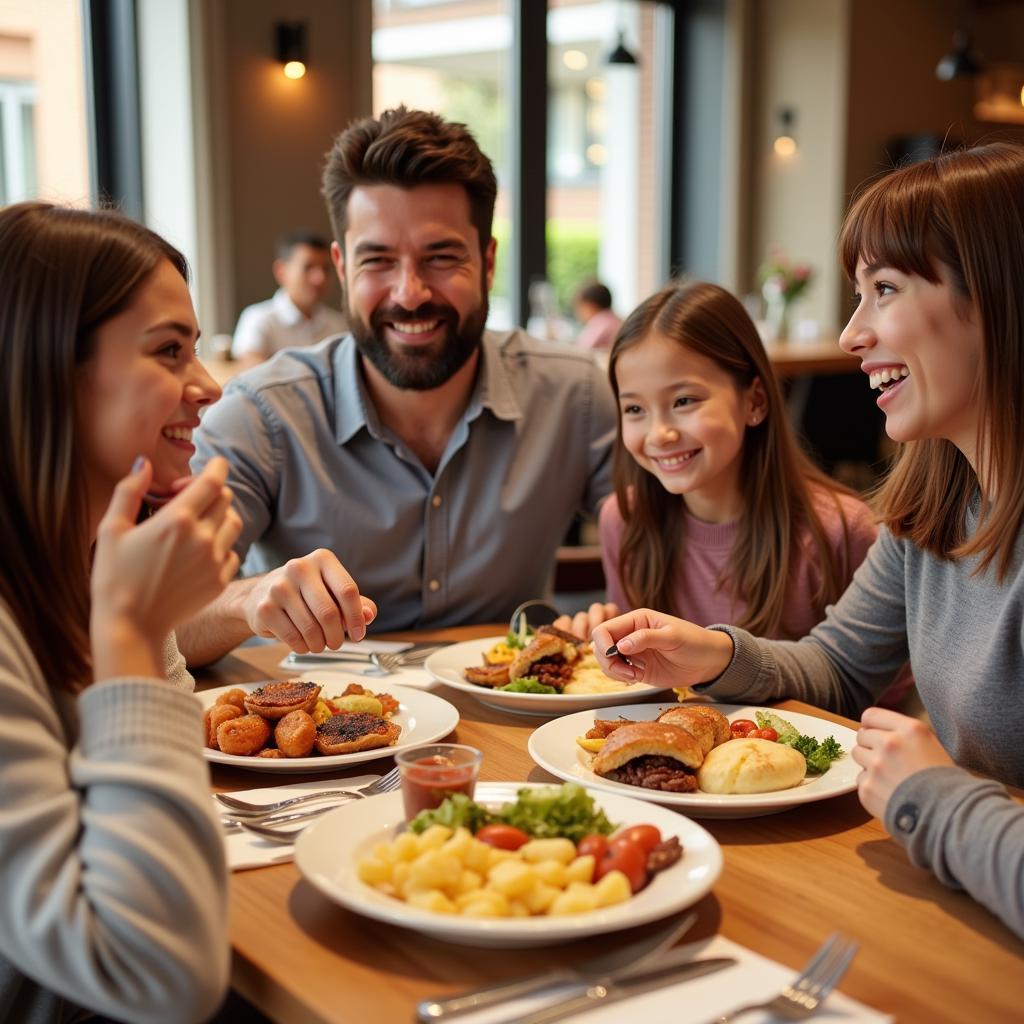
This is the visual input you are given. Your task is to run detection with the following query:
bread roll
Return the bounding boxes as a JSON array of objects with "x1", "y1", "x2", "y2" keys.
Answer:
[
  {"x1": 656, "y1": 707, "x2": 715, "y2": 755},
  {"x1": 697, "y1": 738, "x2": 806, "y2": 794},
  {"x1": 592, "y1": 722, "x2": 703, "y2": 775},
  {"x1": 675, "y1": 704, "x2": 731, "y2": 747}
]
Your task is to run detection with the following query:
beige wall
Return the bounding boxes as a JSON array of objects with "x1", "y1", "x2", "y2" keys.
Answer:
[
  {"x1": 747, "y1": 0, "x2": 850, "y2": 333},
  {"x1": 201, "y1": 0, "x2": 372, "y2": 334},
  {"x1": 0, "y1": 0, "x2": 89, "y2": 204}
]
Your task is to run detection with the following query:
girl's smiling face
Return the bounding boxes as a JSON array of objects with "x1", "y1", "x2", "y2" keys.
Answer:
[
  {"x1": 76, "y1": 259, "x2": 221, "y2": 527},
  {"x1": 615, "y1": 330, "x2": 765, "y2": 523},
  {"x1": 840, "y1": 259, "x2": 984, "y2": 461}
]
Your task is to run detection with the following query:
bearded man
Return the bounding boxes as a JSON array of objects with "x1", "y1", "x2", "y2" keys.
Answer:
[{"x1": 190, "y1": 107, "x2": 615, "y2": 633}]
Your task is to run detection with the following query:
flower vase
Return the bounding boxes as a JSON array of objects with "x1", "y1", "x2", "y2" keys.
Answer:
[{"x1": 766, "y1": 293, "x2": 791, "y2": 343}]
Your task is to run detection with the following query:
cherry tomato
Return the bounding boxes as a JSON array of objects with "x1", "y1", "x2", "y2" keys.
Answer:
[
  {"x1": 612, "y1": 824, "x2": 662, "y2": 855},
  {"x1": 576, "y1": 834, "x2": 609, "y2": 860},
  {"x1": 594, "y1": 840, "x2": 648, "y2": 893},
  {"x1": 730, "y1": 718, "x2": 757, "y2": 737},
  {"x1": 750, "y1": 728, "x2": 779, "y2": 742},
  {"x1": 475, "y1": 825, "x2": 530, "y2": 851}
]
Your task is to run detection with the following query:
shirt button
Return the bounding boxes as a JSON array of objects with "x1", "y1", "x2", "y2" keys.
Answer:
[
  {"x1": 431, "y1": 495, "x2": 442, "y2": 508},
  {"x1": 894, "y1": 803, "x2": 919, "y2": 834},
  {"x1": 428, "y1": 579, "x2": 440, "y2": 592}
]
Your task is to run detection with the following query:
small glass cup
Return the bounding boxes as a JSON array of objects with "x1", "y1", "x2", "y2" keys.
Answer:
[{"x1": 395, "y1": 743, "x2": 483, "y2": 821}]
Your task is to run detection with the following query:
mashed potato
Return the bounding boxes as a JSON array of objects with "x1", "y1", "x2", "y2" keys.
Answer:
[{"x1": 562, "y1": 656, "x2": 630, "y2": 695}]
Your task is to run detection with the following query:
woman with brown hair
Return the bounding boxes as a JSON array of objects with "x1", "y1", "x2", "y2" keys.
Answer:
[
  {"x1": 0, "y1": 202, "x2": 240, "y2": 1021},
  {"x1": 593, "y1": 142, "x2": 1024, "y2": 937},
  {"x1": 594, "y1": 280, "x2": 875, "y2": 644}
]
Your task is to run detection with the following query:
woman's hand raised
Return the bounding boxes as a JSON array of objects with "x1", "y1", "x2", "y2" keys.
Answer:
[
  {"x1": 592, "y1": 608, "x2": 735, "y2": 689},
  {"x1": 90, "y1": 456, "x2": 241, "y2": 681}
]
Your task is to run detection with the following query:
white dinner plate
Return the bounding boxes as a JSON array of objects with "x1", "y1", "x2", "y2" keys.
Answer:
[
  {"x1": 424, "y1": 636, "x2": 671, "y2": 717},
  {"x1": 294, "y1": 781, "x2": 723, "y2": 948},
  {"x1": 196, "y1": 682, "x2": 459, "y2": 773},
  {"x1": 528, "y1": 703, "x2": 859, "y2": 818}
]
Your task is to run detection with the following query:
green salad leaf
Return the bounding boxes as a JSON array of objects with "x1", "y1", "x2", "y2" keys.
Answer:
[
  {"x1": 499, "y1": 783, "x2": 616, "y2": 843},
  {"x1": 498, "y1": 676, "x2": 557, "y2": 694},
  {"x1": 406, "y1": 782, "x2": 617, "y2": 842},
  {"x1": 406, "y1": 793, "x2": 493, "y2": 834}
]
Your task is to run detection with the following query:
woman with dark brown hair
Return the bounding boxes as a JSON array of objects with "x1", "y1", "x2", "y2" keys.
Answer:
[
  {"x1": 592, "y1": 143, "x2": 1024, "y2": 937},
  {"x1": 0, "y1": 202, "x2": 239, "y2": 1021}
]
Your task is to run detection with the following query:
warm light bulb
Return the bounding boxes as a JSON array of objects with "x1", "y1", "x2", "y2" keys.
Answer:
[
  {"x1": 283, "y1": 60, "x2": 306, "y2": 80},
  {"x1": 1020, "y1": 84, "x2": 1024, "y2": 106},
  {"x1": 773, "y1": 134, "x2": 797, "y2": 157},
  {"x1": 563, "y1": 49, "x2": 588, "y2": 71}
]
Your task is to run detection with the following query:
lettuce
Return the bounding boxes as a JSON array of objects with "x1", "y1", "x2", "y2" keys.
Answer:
[
  {"x1": 498, "y1": 677, "x2": 557, "y2": 694},
  {"x1": 406, "y1": 783, "x2": 616, "y2": 842},
  {"x1": 498, "y1": 783, "x2": 616, "y2": 843}
]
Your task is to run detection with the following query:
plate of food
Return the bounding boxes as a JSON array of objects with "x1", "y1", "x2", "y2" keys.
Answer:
[
  {"x1": 528, "y1": 703, "x2": 858, "y2": 818},
  {"x1": 294, "y1": 781, "x2": 722, "y2": 947},
  {"x1": 424, "y1": 629, "x2": 672, "y2": 716},
  {"x1": 197, "y1": 680, "x2": 459, "y2": 773}
]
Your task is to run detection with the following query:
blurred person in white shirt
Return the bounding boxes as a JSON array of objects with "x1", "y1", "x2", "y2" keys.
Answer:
[{"x1": 230, "y1": 230, "x2": 347, "y2": 367}]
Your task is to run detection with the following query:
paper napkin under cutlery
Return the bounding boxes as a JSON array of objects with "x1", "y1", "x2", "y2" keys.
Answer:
[
  {"x1": 275, "y1": 639, "x2": 438, "y2": 689},
  {"x1": 453, "y1": 935, "x2": 891, "y2": 1024},
  {"x1": 218, "y1": 776, "x2": 378, "y2": 871}
]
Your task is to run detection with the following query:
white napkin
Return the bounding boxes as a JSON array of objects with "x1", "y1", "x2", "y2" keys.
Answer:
[
  {"x1": 275, "y1": 639, "x2": 438, "y2": 690},
  {"x1": 455, "y1": 935, "x2": 891, "y2": 1024},
  {"x1": 219, "y1": 776, "x2": 379, "y2": 871}
]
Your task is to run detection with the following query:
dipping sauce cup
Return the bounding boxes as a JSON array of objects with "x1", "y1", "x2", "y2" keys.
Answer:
[{"x1": 395, "y1": 743, "x2": 483, "y2": 820}]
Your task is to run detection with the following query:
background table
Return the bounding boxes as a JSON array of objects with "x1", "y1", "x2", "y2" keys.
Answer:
[{"x1": 200, "y1": 626, "x2": 1022, "y2": 1023}]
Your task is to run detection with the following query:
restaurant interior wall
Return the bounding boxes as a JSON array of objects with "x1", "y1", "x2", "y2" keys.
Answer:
[{"x1": 196, "y1": 0, "x2": 372, "y2": 337}]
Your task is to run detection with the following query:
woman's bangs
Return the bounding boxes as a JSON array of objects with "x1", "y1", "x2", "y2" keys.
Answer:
[{"x1": 840, "y1": 167, "x2": 943, "y2": 284}]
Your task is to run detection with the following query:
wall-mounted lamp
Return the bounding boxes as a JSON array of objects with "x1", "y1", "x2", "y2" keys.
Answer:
[
  {"x1": 936, "y1": 30, "x2": 982, "y2": 81},
  {"x1": 276, "y1": 21, "x2": 308, "y2": 80},
  {"x1": 605, "y1": 31, "x2": 638, "y2": 66},
  {"x1": 773, "y1": 108, "x2": 797, "y2": 157}
]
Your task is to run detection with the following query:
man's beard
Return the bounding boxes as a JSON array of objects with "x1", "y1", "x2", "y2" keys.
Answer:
[{"x1": 347, "y1": 295, "x2": 488, "y2": 391}]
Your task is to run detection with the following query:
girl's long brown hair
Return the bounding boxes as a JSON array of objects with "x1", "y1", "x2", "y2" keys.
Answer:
[
  {"x1": 0, "y1": 202, "x2": 187, "y2": 690},
  {"x1": 609, "y1": 281, "x2": 856, "y2": 637},
  {"x1": 840, "y1": 142, "x2": 1024, "y2": 580}
]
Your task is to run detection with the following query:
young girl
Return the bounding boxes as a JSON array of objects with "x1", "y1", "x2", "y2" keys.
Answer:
[
  {"x1": 593, "y1": 143, "x2": 1024, "y2": 938},
  {"x1": 587, "y1": 280, "x2": 877, "y2": 647},
  {"x1": 0, "y1": 202, "x2": 240, "y2": 1022}
]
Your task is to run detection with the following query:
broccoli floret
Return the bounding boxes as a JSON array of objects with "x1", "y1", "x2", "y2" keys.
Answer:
[{"x1": 799, "y1": 734, "x2": 844, "y2": 774}]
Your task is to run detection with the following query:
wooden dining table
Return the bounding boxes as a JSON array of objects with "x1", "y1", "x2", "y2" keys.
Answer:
[{"x1": 199, "y1": 626, "x2": 1023, "y2": 1023}]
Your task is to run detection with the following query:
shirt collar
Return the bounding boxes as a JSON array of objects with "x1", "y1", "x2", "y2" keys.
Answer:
[
  {"x1": 473, "y1": 330, "x2": 522, "y2": 422},
  {"x1": 271, "y1": 288, "x2": 307, "y2": 327},
  {"x1": 332, "y1": 329, "x2": 524, "y2": 447}
]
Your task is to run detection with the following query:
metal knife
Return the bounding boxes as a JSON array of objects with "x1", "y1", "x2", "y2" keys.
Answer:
[
  {"x1": 416, "y1": 912, "x2": 697, "y2": 1021},
  {"x1": 515, "y1": 951, "x2": 737, "y2": 1024}
]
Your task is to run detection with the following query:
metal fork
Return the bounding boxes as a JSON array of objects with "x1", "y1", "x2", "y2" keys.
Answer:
[
  {"x1": 215, "y1": 766, "x2": 402, "y2": 818},
  {"x1": 710, "y1": 933, "x2": 858, "y2": 1023}
]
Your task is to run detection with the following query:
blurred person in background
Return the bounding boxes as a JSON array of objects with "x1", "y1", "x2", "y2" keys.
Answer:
[
  {"x1": 573, "y1": 279, "x2": 622, "y2": 352},
  {"x1": 230, "y1": 230, "x2": 347, "y2": 368}
]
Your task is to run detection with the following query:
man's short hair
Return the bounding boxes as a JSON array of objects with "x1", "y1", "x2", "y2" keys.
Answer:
[
  {"x1": 321, "y1": 106, "x2": 497, "y2": 255},
  {"x1": 576, "y1": 280, "x2": 613, "y2": 310},
  {"x1": 275, "y1": 230, "x2": 330, "y2": 262}
]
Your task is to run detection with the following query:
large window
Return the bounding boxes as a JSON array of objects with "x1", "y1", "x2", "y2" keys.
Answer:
[
  {"x1": 371, "y1": 0, "x2": 682, "y2": 332},
  {"x1": 372, "y1": 0, "x2": 513, "y2": 327},
  {"x1": 546, "y1": 0, "x2": 666, "y2": 328},
  {"x1": 0, "y1": 3, "x2": 90, "y2": 205}
]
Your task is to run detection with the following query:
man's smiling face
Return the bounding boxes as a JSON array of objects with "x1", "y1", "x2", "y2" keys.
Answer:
[{"x1": 335, "y1": 182, "x2": 495, "y2": 391}]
